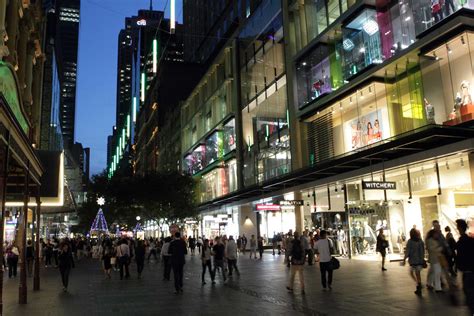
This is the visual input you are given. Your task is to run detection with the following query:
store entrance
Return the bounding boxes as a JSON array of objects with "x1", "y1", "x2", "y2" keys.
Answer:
[
  {"x1": 349, "y1": 200, "x2": 404, "y2": 259},
  {"x1": 420, "y1": 196, "x2": 439, "y2": 239}
]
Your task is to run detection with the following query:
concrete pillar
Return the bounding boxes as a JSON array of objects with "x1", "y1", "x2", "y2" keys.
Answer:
[
  {"x1": 294, "y1": 191, "x2": 304, "y2": 233},
  {"x1": 239, "y1": 204, "x2": 257, "y2": 237}
]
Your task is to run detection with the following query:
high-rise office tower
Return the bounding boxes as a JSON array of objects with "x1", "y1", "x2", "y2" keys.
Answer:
[{"x1": 55, "y1": 0, "x2": 80, "y2": 149}]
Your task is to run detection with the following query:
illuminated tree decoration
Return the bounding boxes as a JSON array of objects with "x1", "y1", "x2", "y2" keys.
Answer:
[{"x1": 90, "y1": 209, "x2": 109, "y2": 234}]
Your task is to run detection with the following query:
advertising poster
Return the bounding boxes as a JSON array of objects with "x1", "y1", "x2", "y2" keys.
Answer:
[{"x1": 345, "y1": 109, "x2": 384, "y2": 151}]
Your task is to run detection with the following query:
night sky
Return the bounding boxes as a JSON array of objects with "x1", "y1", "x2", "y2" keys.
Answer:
[{"x1": 76, "y1": 0, "x2": 183, "y2": 176}]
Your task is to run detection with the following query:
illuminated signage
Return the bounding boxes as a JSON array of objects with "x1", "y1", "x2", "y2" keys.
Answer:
[
  {"x1": 137, "y1": 19, "x2": 146, "y2": 26},
  {"x1": 256, "y1": 204, "x2": 280, "y2": 211},
  {"x1": 279, "y1": 200, "x2": 304, "y2": 206},
  {"x1": 362, "y1": 181, "x2": 396, "y2": 190}
]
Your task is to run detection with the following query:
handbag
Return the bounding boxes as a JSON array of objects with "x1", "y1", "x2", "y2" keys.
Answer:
[
  {"x1": 422, "y1": 260, "x2": 428, "y2": 269},
  {"x1": 110, "y1": 257, "x2": 117, "y2": 265},
  {"x1": 330, "y1": 256, "x2": 340, "y2": 270}
]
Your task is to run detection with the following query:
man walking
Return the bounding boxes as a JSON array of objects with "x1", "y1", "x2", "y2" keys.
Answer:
[
  {"x1": 168, "y1": 232, "x2": 187, "y2": 294},
  {"x1": 116, "y1": 239, "x2": 130, "y2": 280},
  {"x1": 456, "y1": 219, "x2": 474, "y2": 314},
  {"x1": 226, "y1": 236, "x2": 240, "y2": 277},
  {"x1": 212, "y1": 237, "x2": 226, "y2": 284}
]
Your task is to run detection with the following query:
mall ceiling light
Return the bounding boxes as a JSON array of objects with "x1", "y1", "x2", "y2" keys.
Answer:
[
  {"x1": 342, "y1": 38, "x2": 355, "y2": 51},
  {"x1": 362, "y1": 19, "x2": 379, "y2": 36}
]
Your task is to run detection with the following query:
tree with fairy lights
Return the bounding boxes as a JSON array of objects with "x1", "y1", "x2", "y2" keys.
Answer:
[{"x1": 90, "y1": 197, "x2": 109, "y2": 235}]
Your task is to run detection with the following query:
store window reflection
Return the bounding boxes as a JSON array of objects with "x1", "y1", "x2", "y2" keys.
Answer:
[{"x1": 199, "y1": 158, "x2": 238, "y2": 203}]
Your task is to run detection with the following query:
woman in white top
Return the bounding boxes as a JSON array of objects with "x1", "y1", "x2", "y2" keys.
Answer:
[{"x1": 314, "y1": 230, "x2": 333, "y2": 290}]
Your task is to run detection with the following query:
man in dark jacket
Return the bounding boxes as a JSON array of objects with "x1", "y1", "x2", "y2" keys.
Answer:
[
  {"x1": 168, "y1": 232, "x2": 187, "y2": 294},
  {"x1": 456, "y1": 219, "x2": 474, "y2": 314}
]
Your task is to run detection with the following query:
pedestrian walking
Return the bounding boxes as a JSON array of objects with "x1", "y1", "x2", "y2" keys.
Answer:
[
  {"x1": 26, "y1": 240, "x2": 34, "y2": 277},
  {"x1": 445, "y1": 226, "x2": 457, "y2": 276},
  {"x1": 237, "y1": 236, "x2": 242, "y2": 254},
  {"x1": 257, "y1": 236, "x2": 264, "y2": 259},
  {"x1": 241, "y1": 234, "x2": 247, "y2": 253},
  {"x1": 161, "y1": 237, "x2": 172, "y2": 281},
  {"x1": 212, "y1": 237, "x2": 226, "y2": 284},
  {"x1": 286, "y1": 231, "x2": 305, "y2": 294},
  {"x1": 189, "y1": 237, "x2": 196, "y2": 256},
  {"x1": 426, "y1": 229, "x2": 443, "y2": 292},
  {"x1": 314, "y1": 230, "x2": 334, "y2": 290},
  {"x1": 301, "y1": 231, "x2": 311, "y2": 265},
  {"x1": 226, "y1": 236, "x2": 239, "y2": 276},
  {"x1": 44, "y1": 240, "x2": 53, "y2": 268},
  {"x1": 101, "y1": 245, "x2": 112, "y2": 279},
  {"x1": 6, "y1": 243, "x2": 19, "y2": 278},
  {"x1": 116, "y1": 239, "x2": 131, "y2": 280},
  {"x1": 456, "y1": 219, "x2": 474, "y2": 314},
  {"x1": 135, "y1": 240, "x2": 146, "y2": 279},
  {"x1": 58, "y1": 242, "x2": 74, "y2": 291},
  {"x1": 197, "y1": 237, "x2": 203, "y2": 254},
  {"x1": 147, "y1": 239, "x2": 158, "y2": 262},
  {"x1": 376, "y1": 229, "x2": 388, "y2": 271},
  {"x1": 284, "y1": 232, "x2": 293, "y2": 267},
  {"x1": 52, "y1": 238, "x2": 59, "y2": 267},
  {"x1": 249, "y1": 235, "x2": 257, "y2": 259},
  {"x1": 201, "y1": 239, "x2": 213, "y2": 285},
  {"x1": 168, "y1": 232, "x2": 187, "y2": 294},
  {"x1": 403, "y1": 228, "x2": 425, "y2": 295}
]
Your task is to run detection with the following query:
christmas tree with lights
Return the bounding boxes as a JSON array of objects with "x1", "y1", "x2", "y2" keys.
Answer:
[{"x1": 90, "y1": 197, "x2": 109, "y2": 235}]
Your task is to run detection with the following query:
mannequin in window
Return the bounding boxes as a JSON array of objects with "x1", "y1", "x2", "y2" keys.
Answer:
[
  {"x1": 461, "y1": 81, "x2": 473, "y2": 106},
  {"x1": 363, "y1": 221, "x2": 376, "y2": 253},
  {"x1": 373, "y1": 119, "x2": 382, "y2": 142},
  {"x1": 448, "y1": 92, "x2": 462, "y2": 121},
  {"x1": 444, "y1": 0, "x2": 456, "y2": 16},
  {"x1": 424, "y1": 98, "x2": 436, "y2": 124},
  {"x1": 337, "y1": 227, "x2": 347, "y2": 257},
  {"x1": 396, "y1": 224, "x2": 406, "y2": 255},
  {"x1": 431, "y1": 0, "x2": 444, "y2": 23}
]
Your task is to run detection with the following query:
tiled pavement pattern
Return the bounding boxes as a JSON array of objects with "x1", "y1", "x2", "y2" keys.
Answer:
[{"x1": 3, "y1": 252, "x2": 470, "y2": 316}]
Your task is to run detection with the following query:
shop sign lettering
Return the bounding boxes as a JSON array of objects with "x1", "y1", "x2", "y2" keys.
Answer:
[
  {"x1": 362, "y1": 181, "x2": 396, "y2": 190},
  {"x1": 256, "y1": 204, "x2": 280, "y2": 211},
  {"x1": 279, "y1": 200, "x2": 304, "y2": 206}
]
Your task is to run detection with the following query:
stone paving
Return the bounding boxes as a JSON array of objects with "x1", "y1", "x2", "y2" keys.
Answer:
[{"x1": 3, "y1": 251, "x2": 470, "y2": 316}]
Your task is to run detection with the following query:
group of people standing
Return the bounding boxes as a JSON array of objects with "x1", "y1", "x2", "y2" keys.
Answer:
[{"x1": 401, "y1": 219, "x2": 474, "y2": 313}]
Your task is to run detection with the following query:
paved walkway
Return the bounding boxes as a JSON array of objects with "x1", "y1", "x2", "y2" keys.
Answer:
[{"x1": 3, "y1": 251, "x2": 470, "y2": 315}]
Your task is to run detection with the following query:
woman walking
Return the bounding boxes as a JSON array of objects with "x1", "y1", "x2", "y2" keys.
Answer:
[
  {"x1": 376, "y1": 229, "x2": 388, "y2": 271},
  {"x1": 286, "y1": 231, "x2": 305, "y2": 294},
  {"x1": 403, "y1": 228, "x2": 425, "y2": 295},
  {"x1": 314, "y1": 230, "x2": 334, "y2": 290},
  {"x1": 201, "y1": 239, "x2": 213, "y2": 285},
  {"x1": 58, "y1": 242, "x2": 74, "y2": 291},
  {"x1": 426, "y1": 229, "x2": 443, "y2": 292}
]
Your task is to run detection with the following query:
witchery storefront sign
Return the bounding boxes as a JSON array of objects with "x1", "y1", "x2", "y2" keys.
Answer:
[{"x1": 362, "y1": 181, "x2": 397, "y2": 190}]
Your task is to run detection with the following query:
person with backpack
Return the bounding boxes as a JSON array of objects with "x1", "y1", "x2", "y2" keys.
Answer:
[
  {"x1": 286, "y1": 231, "x2": 305, "y2": 294},
  {"x1": 314, "y1": 230, "x2": 334, "y2": 290},
  {"x1": 6, "y1": 243, "x2": 19, "y2": 278}
]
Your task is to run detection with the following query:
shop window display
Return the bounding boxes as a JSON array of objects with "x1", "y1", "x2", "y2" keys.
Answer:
[
  {"x1": 296, "y1": 45, "x2": 334, "y2": 107},
  {"x1": 184, "y1": 145, "x2": 206, "y2": 175},
  {"x1": 421, "y1": 32, "x2": 474, "y2": 125},
  {"x1": 242, "y1": 86, "x2": 291, "y2": 186},
  {"x1": 340, "y1": 9, "x2": 384, "y2": 80},
  {"x1": 306, "y1": 83, "x2": 390, "y2": 165},
  {"x1": 199, "y1": 158, "x2": 238, "y2": 203},
  {"x1": 287, "y1": 0, "x2": 356, "y2": 55},
  {"x1": 223, "y1": 119, "x2": 236, "y2": 154}
]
